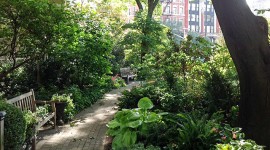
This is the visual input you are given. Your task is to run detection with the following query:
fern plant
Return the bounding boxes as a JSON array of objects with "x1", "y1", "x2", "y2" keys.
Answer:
[{"x1": 177, "y1": 113, "x2": 220, "y2": 150}]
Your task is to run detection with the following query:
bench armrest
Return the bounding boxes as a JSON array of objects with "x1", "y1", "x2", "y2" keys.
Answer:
[{"x1": 35, "y1": 100, "x2": 53, "y2": 104}]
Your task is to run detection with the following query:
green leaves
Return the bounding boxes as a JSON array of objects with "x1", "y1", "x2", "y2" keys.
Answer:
[
  {"x1": 0, "y1": 0, "x2": 68, "y2": 80},
  {"x1": 144, "y1": 112, "x2": 160, "y2": 123},
  {"x1": 127, "y1": 120, "x2": 142, "y2": 128},
  {"x1": 255, "y1": 9, "x2": 270, "y2": 14},
  {"x1": 107, "y1": 97, "x2": 161, "y2": 149},
  {"x1": 138, "y1": 97, "x2": 153, "y2": 109},
  {"x1": 216, "y1": 139, "x2": 264, "y2": 150},
  {"x1": 107, "y1": 120, "x2": 121, "y2": 129}
]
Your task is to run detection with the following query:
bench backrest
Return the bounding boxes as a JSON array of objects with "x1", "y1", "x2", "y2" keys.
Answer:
[
  {"x1": 7, "y1": 89, "x2": 36, "y2": 112},
  {"x1": 121, "y1": 67, "x2": 136, "y2": 77}
]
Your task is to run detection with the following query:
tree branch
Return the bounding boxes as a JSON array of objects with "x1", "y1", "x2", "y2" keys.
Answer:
[
  {"x1": 0, "y1": 58, "x2": 31, "y2": 81},
  {"x1": 153, "y1": 0, "x2": 159, "y2": 8},
  {"x1": 135, "y1": 0, "x2": 143, "y2": 11}
]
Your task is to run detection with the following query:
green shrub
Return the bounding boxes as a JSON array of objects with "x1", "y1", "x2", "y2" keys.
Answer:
[
  {"x1": 36, "y1": 105, "x2": 49, "y2": 119},
  {"x1": 118, "y1": 84, "x2": 168, "y2": 110},
  {"x1": 204, "y1": 69, "x2": 235, "y2": 115},
  {"x1": 0, "y1": 101, "x2": 26, "y2": 149},
  {"x1": 23, "y1": 110, "x2": 37, "y2": 149},
  {"x1": 83, "y1": 87, "x2": 105, "y2": 105},
  {"x1": 35, "y1": 85, "x2": 59, "y2": 100},
  {"x1": 175, "y1": 113, "x2": 221, "y2": 150},
  {"x1": 228, "y1": 105, "x2": 239, "y2": 126},
  {"x1": 118, "y1": 87, "x2": 145, "y2": 109},
  {"x1": 64, "y1": 85, "x2": 106, "y2": 113},
  {"x1": 130, "y1": 143, "x2": 161, "y2": 150},
  {"x1": 143, "y1": 113, "x2": 181, "y2": 148},
  {"x1": 118, "y1": 82, "x2": 202, "y2": 113},
  {"x1": 216, "y1": 139, "x2": 264, "y2": 150},
  {"x1": 113, "y1": 77, "x2": 126, "y2": 89},
  {"x1": 64, "y1": 85, "x2": 85, "y2": 112},
  {"x1": 51, "y1": 93, "x2": 75, "y2": 120}
]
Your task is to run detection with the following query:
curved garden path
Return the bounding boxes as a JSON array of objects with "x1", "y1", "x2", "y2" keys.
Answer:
[{"x1": 36, "y1": 81, "x2": 139, "y2": 150}]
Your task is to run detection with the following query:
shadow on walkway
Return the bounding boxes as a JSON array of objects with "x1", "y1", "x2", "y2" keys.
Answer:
[{"x1": 36, "y1": 82, "x2": 139, "y2": 150}]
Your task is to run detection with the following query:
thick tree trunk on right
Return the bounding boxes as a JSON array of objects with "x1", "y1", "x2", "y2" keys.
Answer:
[{"x1": 212, "y1": 0, "x2": 270, "y2": 148}]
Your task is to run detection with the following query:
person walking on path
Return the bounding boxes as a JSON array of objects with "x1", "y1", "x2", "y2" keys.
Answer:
[{"x1": 36, "y1": 81, "x2": 139, "y2": 150}]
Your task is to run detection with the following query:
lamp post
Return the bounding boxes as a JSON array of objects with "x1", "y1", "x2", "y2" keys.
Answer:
[{"x1": 0, "y1": 111, "x2": 6, "y2": 150}]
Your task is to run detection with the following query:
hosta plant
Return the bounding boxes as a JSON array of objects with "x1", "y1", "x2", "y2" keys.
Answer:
[{"x1": 107, "y1": 97, "x2": 162, "y2": 150}]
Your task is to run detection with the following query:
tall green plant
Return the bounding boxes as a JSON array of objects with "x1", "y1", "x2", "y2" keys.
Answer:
[{"x1": 107, "y1": 97, "x2": 161, "y2": 149}]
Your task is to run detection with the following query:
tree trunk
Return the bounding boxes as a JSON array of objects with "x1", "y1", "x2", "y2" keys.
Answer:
[
  {"x1": 136, "y1": 0, "x2": 160, "y2": 63},
  {"x1": 212, "y1": 0, "x2": 270, "y2": 147}
]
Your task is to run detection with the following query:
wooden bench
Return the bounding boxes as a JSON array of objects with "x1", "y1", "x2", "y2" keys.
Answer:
[
  {"x1": 7, "y1": 89, "x2": 56, "y2": 150},
  {"x1": 120, "y1": 67, "x2": 137, "y2": 84}
]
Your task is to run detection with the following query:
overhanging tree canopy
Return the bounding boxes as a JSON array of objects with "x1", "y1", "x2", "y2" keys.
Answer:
[{"x1": 0, "y1": 0, "x2": 66, "y2": 81}]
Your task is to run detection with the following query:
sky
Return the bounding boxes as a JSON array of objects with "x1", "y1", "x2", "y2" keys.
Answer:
[
  {"x1": 72, "y1": 0, "x2": 270, "y2": 18},
  {"x1": 246, "y1": 0, "x2": 270, "y2": 18}
]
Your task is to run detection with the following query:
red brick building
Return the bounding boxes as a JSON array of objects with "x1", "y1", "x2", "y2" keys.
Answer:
[{"x1": 126, "y1": 0, "x2": 222, "y2": 41}]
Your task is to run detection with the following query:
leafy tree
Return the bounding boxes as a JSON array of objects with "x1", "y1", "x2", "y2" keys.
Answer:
[
  {"x1": 212, "y1": 0, "x2": 270, "y2": 147},
  {"x1": 0, "y1": 0, "x2": 66, "y2": 81},
  {"x1": 123, "y1": 12, "x2": 167, "y2": 65},
  {"x1": 130, "y1": 0, "x2": 161, "y2": 62},
  {"x1": 37, "y1": 2, "x2": 113, "y2": 88},
  {"x1": 94, "y1": 0, "x2": 130, "y2": 74}
]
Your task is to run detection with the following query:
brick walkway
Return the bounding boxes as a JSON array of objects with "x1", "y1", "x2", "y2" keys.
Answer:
[{"x1": 36, "y1": 82, "x2": 139, "y2": 150}]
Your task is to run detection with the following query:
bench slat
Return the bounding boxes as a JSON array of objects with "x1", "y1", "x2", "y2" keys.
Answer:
[
  {"x1": 36, "y1": 112, "x2": 55, "y2": 129},
  {"x1": 25, "y1": 97, "x2": 32, "y2": 111},
  {"x1": 26, "y1": 97, "x2": 31, "y2": 111},
  {"x1": 7, "y1": 92, "x2": 32, "y2": 104}
]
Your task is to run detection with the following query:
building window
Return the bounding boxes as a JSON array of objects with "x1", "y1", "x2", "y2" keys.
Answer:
[
  {"x1": 206, "y1": 4, "x2": 213, "y2": 12},
  {"x1": 210, "y1": 26, "x2": 214, "y2": 33},
  {"x1": 205, "y1": 26, "x2": 214, "y2": 33},
  {"x1": 179, "y1": 7, "x2": 184, "y2": 14},
  {"x1": 196, "y1": 26, "x2": 199, "y2": 32},
  {"x1": 190, "y1": 25, "x2": 196, "y2": 31},
  {"x1": 206, "y1": 15, "x2": 213, "y2": 23},
  {"x1": 172, "y1": 17, "x2": 177, "y2": 25},
  {"x1": 190, "y1": 14, "x2": 196, "y2": 21},
  {"x1": 190, "y1": 4, "x2": 195, "y2": 10},
  {"x1": 128, "y1": 8, "x2": 131, "y2": 15},
  {"x1": 195, "y1": 4, "x2": 199, "y2": 11},
  {"x1": 190, "y1": 14, "x2": 199, "y2": 22},
  {"x1": 165, "y1": 6, "x2": 171, "y2": 14},
  {"x1": 178, "y1": 19, "x2": 183, "y2": 27},
  {"x1": 191, "y1": 25, "x2": 196, "y2": 31},
  {"x1": 173, "y1": 6, "x2": 178, "y2": 14}
]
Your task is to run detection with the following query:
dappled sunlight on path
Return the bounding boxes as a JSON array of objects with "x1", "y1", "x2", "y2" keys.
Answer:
[{"x1": 36, "y1": 82, "x2": 139, "y2": 150}]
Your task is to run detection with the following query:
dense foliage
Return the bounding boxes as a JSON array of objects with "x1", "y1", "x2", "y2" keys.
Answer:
[
  {"x1": 113, "y1": 31, "x2": 262, "y2": 148},
  {"x1": 0, "y1": 101, "x2": 26, "y2": 149},
  {"x1": 0, "y1": 0, "x2": 66, "y2": 81},
  {"x1": 0, "y1": 0, "x2": 266, "y2": 149},
  {"x1": 0, "y1": 0, "x2": 119, "y2": 120}
]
